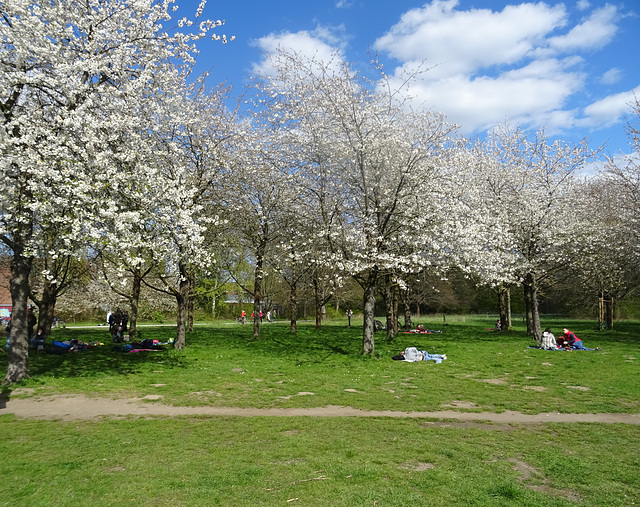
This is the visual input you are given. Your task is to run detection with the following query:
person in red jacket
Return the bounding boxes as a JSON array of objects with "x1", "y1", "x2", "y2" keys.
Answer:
[{"x1": 562, "y1": 328, "x2": 600, "y2": 350}]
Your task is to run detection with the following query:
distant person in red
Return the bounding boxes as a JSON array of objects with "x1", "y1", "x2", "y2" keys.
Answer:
[{"x1": 562, "y1": 328, "x2": 599, "y2": 351}]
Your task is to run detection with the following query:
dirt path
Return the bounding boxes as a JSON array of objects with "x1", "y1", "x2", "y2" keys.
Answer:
[{"x1": 2, "y1": 394, "x2": 639, "y2": 424}]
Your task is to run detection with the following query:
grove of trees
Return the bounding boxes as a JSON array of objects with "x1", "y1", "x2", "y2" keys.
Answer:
[{"x1": 2, "y1": 0, "x2": 639, "y2": 383}]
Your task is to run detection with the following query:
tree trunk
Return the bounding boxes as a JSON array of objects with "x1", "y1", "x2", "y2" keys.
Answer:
[
  {"x1": 523, "y1": 274, "x2": 541, "y2": 342},
  {"x1": 290, "y1": 280, "x2": 298, "y2": 334},
  {"x1": 384, "y1": 274, "x2": 397, "y2": 341},
  {"x1": 361, "y1": 270, "x2": 378, "y2": 355},
  {"x1": 400, "y1": 287, "x2": 412, "y2": 331},
  {"x1": 392, "y1": 284, "x2": 399, "y2": 334},
  {"x1": 523, "y1": 284, "x2": 533, "y2": 336},
  {"x1": 314, "y1": 278, "x2": 322, "y2": 330},
  {"x1": 312, "y1": 276, "x2": 333, "y2": 331},
  {"x1": 128, "y1": 269, "x2": 141, "y2": 340},
  {"x1": 38, "y1": 276, "x2": 60, "y2": 337},
  {"x1": 174, "y1": 264, "x2": 189, "y2": 350},
  {"x1": 3, "y1": 247, "x2": 33, "y2": 384},
  {"x1": 253, "y1": 241, "x2": 266, "y2": 339},
  {"x1": 44, "y1": 293, "x2": 56, "y2": 336},
  {"x1": 498, "y1": 284, "x2": 509, "y2": 331},
  {"x1": 187, "y1": 270, "x2": 194, "y2": 332},
  {"x1": 604, "y1": 292, "x2": 614, "y2": 329}
]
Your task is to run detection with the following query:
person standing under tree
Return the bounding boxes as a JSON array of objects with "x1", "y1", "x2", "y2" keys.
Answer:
[
  {"x1": 121, "y1": 311, "x2": 129, "y2": 332},
  {"x1": 346, "y1": 309, "x2": 353, "y2": 328}
]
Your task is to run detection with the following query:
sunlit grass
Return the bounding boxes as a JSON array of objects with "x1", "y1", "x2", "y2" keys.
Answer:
[
  {"x1": 1, "y1": 317, "x2": 639, "y2": 505},
  {"x1": 8, "y1": 317, "x2": 639, "y2": 415},
  {"x1": 0, "y1": 415, "x2": 638, "y2": 506}
]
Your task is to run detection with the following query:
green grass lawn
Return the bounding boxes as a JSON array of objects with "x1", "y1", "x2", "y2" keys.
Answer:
[{"x1": 1, "y1": 316, "x2": 639, "y2": 506}]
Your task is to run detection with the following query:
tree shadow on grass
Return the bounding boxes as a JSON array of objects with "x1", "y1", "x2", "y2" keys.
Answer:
[
  {"x1": 187, "y1": 324, "x2": 360, "y2": 362},
  {"x1": 0, "y1": 326, "x2": 188, "y2": 384},
  {"x1": 250, "y1": 325, "x2": 357, "y2": 361},
  {"x1": 27, "y1": 345, "x2": 185, "y2": 380}
]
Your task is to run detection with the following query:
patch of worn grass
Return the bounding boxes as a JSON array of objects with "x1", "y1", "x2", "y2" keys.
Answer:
[{"x1": 7, "y1": 317, "x2": 638, "y2": 415}]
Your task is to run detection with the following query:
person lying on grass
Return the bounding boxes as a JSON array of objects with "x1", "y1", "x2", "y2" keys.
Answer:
[
  {"x1": 404, "y1": 325, "x2": 442, "y2": 334},
  {"x1": 392, "y1": 347, "x2": 447, "y2": 363}
]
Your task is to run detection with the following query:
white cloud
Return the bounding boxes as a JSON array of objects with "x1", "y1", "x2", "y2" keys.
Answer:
[
  {"x1": 374, "y1": 0, "x2": 566, "y2": 77},
  {"x1": 601, "y1": 68, "x2": 623, "y2": 85},
  {"x1": 387, "y1": 57, "x2": 585, "y2": 134},
  {"x1": 545, "y1": 4, "x2": 618, "y2": 53},
  {"x1": 578, "y1": 86, "x2": 640, "y2": 129},
  {"x1": 372, "y1": 0, "x2": 624, "y2": 137},
  {"x1": 251, "y1": 27, "x2": 346, "y2": 77},
  {"x1": 577, "y1": 0, "x2": 591, "y2": 11}
]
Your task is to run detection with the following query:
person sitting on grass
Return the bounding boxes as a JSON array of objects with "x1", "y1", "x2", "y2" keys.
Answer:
[
  {"x1": 31, "y1": 327, "x2": 47, "y2": 353},
  {"x1": 393, "y1": 347, "x2": 447, "y2": 363},
  {"x1": 561, "y1": 328, "x2": 600, "y2": 351},
  {"x1": 541, "y1": 327, "x2": 558, "y2": 350}
]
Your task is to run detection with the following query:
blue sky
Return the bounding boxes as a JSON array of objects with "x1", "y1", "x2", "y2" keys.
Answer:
[{"x1": 183, "y1": 0, "x2": 639, "y2": 161}]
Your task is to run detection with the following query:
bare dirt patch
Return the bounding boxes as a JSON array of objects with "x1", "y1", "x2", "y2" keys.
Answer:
[
  {"x1": 190, "y1": 390, "x2": 223, "y2": 397},
  {"x1": 398, "y1": 462, "x2": 435, "y2": 471},
  {"x1": 441, "y1": 400, "x2": 479, "y2": 409},
  {"x1": 2, "y1": 394, "x2": 640, "y2": 424},
  {"x1": 475, "y1": 378, "x2": 508, "y2": 385},
  {"x1": 508, "y1": 457, "x2": 581, "y2": 502},
  {"x1": 420, "y1": 421, "x2": 516, "y2": 431}
]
